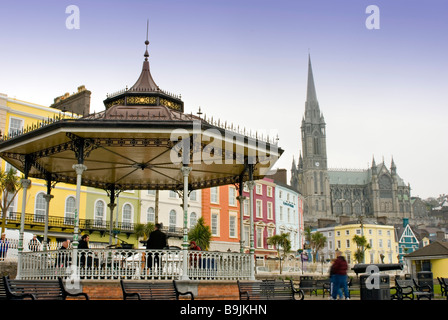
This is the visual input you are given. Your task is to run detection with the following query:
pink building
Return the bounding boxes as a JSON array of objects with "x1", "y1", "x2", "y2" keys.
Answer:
[{"x1": 242, "y1": 177, "x2": 277, "y2": 258}]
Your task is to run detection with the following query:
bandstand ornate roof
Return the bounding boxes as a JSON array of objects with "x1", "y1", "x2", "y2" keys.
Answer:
[{"x1": 0, "y1": 38, "x2": 283, "y2": 192}]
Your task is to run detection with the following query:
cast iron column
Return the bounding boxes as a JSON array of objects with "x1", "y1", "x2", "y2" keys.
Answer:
[
  {"x1": 72, "y1": 163, "x2": 87, "y2": 269},
  {"x1": 180, "y1": 165, "x2": 192, "y2": 280},
  {"x1": 16, "y1": 178, "x2": 31, "y2": 279}
]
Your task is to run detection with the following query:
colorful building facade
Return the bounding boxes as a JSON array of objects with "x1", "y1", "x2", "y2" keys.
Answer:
[
  {"x1": 242, "y1": 178, "x2": 277, "y2": 258},
  {"x1": 317, "y1": 221, "x2": 399, "y2": 265},
  {"x1": 202, "y1": 185, "x2": 240, "y2": 252}
]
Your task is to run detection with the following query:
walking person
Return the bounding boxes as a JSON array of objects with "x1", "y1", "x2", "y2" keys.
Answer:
[
  {"x1": 0, "y1": 233, "x2": 8, "y2": 261},
  {"x1": 330, "y1": 250, "x2": 350, "y2": 300},
  {"x1": 146, "y1": 223, "x2": 167, "y2": 275},
  {"x1": 28, "y1": 235, "x2": 40, "y2": 252}
]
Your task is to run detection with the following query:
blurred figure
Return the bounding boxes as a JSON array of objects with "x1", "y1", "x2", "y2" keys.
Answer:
[
  {"x1": 0, "y1": 233, "x2": 8, "y2": 261},
  {"x1": 330, "y1": 250, "x2": 350, "y2": 300}
]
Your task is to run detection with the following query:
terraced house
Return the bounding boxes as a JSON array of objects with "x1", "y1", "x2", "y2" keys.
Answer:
[{"x1": 316, "y1": 218, "x2": 399, "y2": 265}]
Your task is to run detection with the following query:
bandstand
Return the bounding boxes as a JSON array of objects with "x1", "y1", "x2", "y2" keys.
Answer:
[{"x1": 0, "y1": 33, "x2": 283, "y2": 282}]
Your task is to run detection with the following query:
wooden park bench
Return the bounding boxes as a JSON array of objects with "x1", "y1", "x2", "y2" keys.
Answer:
[
  {"x1": 238, "y1": 279, "x2": 304, "y2": 300},
  {"x1": 390, "y1": 279, "x2": 432, "y2": 300},
  {"x1": 437, "y1": 277, "x2": 448, "y2": 299},
  {"x1": 120, "y1": 279, "x2": 194, "y2": 300},
  {"x1": 2, "y1": 276, "x2": 89, "y2": 300},
  {"x1": 298, "y1": 276, "x2": 318, "y2": 296}
]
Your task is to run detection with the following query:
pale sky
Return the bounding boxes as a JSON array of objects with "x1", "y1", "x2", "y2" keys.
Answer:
[{"x1": 0, "y1": 0, "x2": 446, "y2": 199}]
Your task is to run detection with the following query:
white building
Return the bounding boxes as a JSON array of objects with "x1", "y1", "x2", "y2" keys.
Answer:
[{"x1": 139, "y1": 189, "x2": 202, "y2": 247}]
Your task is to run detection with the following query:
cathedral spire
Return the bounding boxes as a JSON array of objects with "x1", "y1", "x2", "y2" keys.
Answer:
[
  {"x1": 304, "y1": 54, "x2": 321, "y2": 123},
  {"x1": 306, "y1": 54, "x2": 318, "y2": 102}
]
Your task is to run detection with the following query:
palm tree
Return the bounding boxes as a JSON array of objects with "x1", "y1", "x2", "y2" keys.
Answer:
[
  {"x1": 353, "y1": 234, "x2": 371, "y2": 264},
  {"x1": 0, "y1": 168, "x2": 22, "y2": 234},
  {"x1": 267, "y1": 233, "x2": 291, "y2": 274},
  {"x1": 188, "y1": 217, "x2": 211, "y2": 251},
  {"x1": 134, "y1": 222, "x2": 155, "y2": 242},
  {"x1": 310, "y1": 231, "x2": 327, "y2": 263}
]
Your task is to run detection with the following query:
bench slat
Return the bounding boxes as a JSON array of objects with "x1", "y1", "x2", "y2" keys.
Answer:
[
  {"x1": 121, "y1": 280, "x2": 194, "y2": 300},
  {"x1": 3, "y1": 276, "x2": 89, "y2": 300}
]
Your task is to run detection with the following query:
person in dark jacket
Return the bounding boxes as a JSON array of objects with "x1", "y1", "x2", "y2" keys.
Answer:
[
  {"x1": 78, "y1": 234, "x2": 91, "y2": 268},
  {"x1": 146, "y1": 224, "x2": 167, "y2": 273},
  {"x1": 330, "y1": 250, "x2": 350, "y2": 300}
]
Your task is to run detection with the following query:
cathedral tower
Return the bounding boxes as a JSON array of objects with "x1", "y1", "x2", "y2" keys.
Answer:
[{"x1": 297, "y1": 56, "x2": 332, "y2": 220}]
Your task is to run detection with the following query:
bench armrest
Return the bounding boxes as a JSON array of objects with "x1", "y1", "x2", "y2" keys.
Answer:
[
  {"x1": 123, "y1": 292, "x2": 142, "y2": 300},
  {"x1": 178, "y1": 290, "x2": 195, "y2": 300}
]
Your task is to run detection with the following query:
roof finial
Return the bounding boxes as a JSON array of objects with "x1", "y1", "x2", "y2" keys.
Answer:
[{"x1": 144, "y1": 19, "x2": 150, "y2": 61}]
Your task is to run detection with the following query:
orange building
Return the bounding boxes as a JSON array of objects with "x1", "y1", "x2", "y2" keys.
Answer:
[{"x1": 202, "y1": 185, "x2": 241, "y2": 252}]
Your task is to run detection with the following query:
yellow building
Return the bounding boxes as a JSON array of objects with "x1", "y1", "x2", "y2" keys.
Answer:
[
  {"x1": 318, "y1": 222, "x2": 399, "y2": 265},
  {"x1": 0, "y1": 93, "x2": 87, "y2": 245},
  {"x1": 405, "y1": 241, "x2": 448, "y2": 279}
]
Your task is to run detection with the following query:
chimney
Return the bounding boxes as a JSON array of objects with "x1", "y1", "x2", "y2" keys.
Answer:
[
  {"x1": 339, "y1": 216, "x2": 350, "y2": 225},
  {"x1": 403, "y1": 218, "x2": 409, "y2": 228},
  {"x1": 377, "y1": 216, "x2": 387, "y2": 225}
]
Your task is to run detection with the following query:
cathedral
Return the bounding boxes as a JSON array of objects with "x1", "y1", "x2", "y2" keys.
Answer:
[{"x1": 290, "y1": 56, "x2": 413, "y2": 226}]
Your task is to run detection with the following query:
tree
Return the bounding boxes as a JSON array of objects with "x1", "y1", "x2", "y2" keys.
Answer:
[
  {"x1": 267, "y1": 233, "x2": 291, "y2": 274},
  {"x1": 352, "y1": 234, "x2": 371, "y2": 264},
  {"x1": 310, "y1": 231, "x2": 327, "y2": 263},
  {"x1": 188, "y1": 217, "x2": 212, "y2": 251},
  {"x1": 0, "y1": 168, "x2": 23, "y2": 234},
  {"x1": 134, "y1": 222, "x2": 155, "y2": 241}
]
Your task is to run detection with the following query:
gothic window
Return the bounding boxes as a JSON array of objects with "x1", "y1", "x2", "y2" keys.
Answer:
[
  {"x1": 313, "y1": 132, "x2": 320, "y2": 155},
  {"x1": 334, "y1": 202, "x2": 342, "y2": 215},
  {"x1": 343, "y1": 202, "x2": 351, "y2": 214},
  {"x1": 320, "y1": 172, "x2": 324, "y2": 194},
  {"x1": 354, "y1": 202, "x2": 361, "y2": 215},
  {"x1": 314, "y1": 172, "x2": 318, "y2": 194},
  {"x1": 379, "y1": 174, "x2": 392, "y2": 198}
]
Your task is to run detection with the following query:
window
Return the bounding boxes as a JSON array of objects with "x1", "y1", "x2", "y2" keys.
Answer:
[
  {"x1": 267, "y1": 186, "x2": 273, "y2": 197},
  {"x1": 5, "y1": 193, "x2": 16, "y2": 219},
  {"x1": 229, "y1": 212, "x2": 237, "y2": 238},
  {"x1": 243, "y1": 199, "x2": 249, "y2": 216},
  {"x1": 267, "y1": 229, "x2": 274, "y2": 249},
  {"x1": 346, "y1": 239, "x2": 350, "y2": 248},
  {"x1": 243, "y1": 225, "x2": 250, "y2": 247},
  {"x1": 210, "y1": 187, "x2": 219, "y2": 204},
  {"x1": 34, "y1": 192, "x2": 46, "y2": 222},
  {"x1": 147, "y1": 190, "x2": 156, "y2": 195},
  {"x1": 256, "y1": 227, "x2": 264, "y2": 248},
  {"x1": 378, "y1": 239, "x2": 383, "y2": 248},
  {"x1": 8, "y1": 117, "x2": 23, "y2": 136},
  {"x1": 256, "y1": 200, "x2": 263, "y2": 218},
  {"x1": 122, "y1": 204, "x2": 133, "y2": 230},
  {"x1": 256, "y1": 184, "x2": 262, "y2": 195},
  {"x1": 169, "y1": 190, "x2": 177, "y2": 198},
  {"x1": 279, "y1": 206, "x2": 283, "y2": 221},
  {"x1": 190, "y1": 190, "x2": 197, "y2": 201},
  {"x1": 147, "y1": 207, "x2": 155, "y2": 223},
  {"x1": 267, "y1": 202, "x2": 273, "y2": 220},
  {"x1": 94, "y1": 199, "x2": 105, "y2": 227},
  {"x1": 229, "y1": 187, "x2": 236, "y2": 206},
  {"x1": 345, "y1": 230, "x2": 350, "y2": 235},
  {"x1": 190, "y1": 212, "x2": 197, "y2": 227},
  {"x1": 169, "y1": 210, "x2": 177, "y2": 232},
  {"x1": 287, "y1": 207, "x2": 291, "y2": 222},
  {"x1": 211, "y1": 209, "x2": 219, "y2": 236}
]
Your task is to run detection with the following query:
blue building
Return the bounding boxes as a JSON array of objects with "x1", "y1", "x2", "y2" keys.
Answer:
[
  {"x1": 396, "y1": 218, "x2": 420, "y2": 263},
  {"x1": 274, "y1": 182, "x2": 303, "y2": 252}
]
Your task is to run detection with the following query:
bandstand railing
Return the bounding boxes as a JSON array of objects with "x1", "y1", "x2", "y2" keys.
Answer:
[{"x1": 19, "y1": 249, "x2": 252, "y2": 281}]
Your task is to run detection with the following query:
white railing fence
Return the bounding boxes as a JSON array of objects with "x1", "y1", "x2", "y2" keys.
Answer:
[{"x1": 18, "y1": 249, "x2": 252, "y2": 281}]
